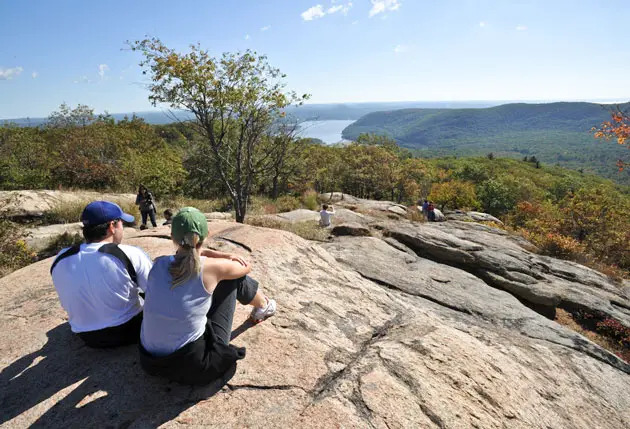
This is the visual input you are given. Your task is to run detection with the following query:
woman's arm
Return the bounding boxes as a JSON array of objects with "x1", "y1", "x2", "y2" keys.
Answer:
[
  {"x1": 202, "y1": 258, "x2": 252, "y2": 293},
  {"x1": 201, "y1": 249, "x2": 248, "y2": 266}
]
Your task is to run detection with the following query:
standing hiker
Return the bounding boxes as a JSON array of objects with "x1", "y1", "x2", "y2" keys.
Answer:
[{"x1": 136, "y1": 184, "x2": 157, "y2": 229}]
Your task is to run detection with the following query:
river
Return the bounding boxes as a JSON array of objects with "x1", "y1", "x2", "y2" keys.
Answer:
[{"x1": 297, "y1": 120, "x2": 355, "y2": 144}]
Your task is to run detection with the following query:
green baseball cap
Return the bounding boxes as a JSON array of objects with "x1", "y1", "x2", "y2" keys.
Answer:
[{"x1": 171, "y1": 207, "x2": 208, "y2": 242}]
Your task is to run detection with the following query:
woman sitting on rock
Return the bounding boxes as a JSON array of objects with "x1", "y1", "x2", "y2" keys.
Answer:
[{"x1": 139, "y1": 207, "x2": 276, "y2": 386}]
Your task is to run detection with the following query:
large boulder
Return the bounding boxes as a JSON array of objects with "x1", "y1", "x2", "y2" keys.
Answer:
[
  {"x1": 1, "y1": 222, "x2": 629, "y2": 427},
  {"x1": 446, "y1": 210, "x2": 503, "y2": 224},
  {"x1": 24, "y1": 222, "x2": 84, "y2": 252},
  {"x1": 0, "y1": 190, "x2": 136, "y2": 220},
  {"x1": 331, "y1": 223, "x2": 371, "y2": 237}
]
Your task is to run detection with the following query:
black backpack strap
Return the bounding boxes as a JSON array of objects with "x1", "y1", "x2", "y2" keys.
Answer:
[
  {"x1": 50, "y1": 244, "x2": 82, "y2": 275},
  {"x1": 98, "y1": 243, "x2": 138, "y2": 285}
]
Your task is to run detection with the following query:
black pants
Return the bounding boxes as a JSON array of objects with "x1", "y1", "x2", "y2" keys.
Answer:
[
  {"x1": 141, "y1": 210, "x2": 157, "y2": 227},
  {"x1": 77, "y1": 312, "x2": 143, "y2": 348},
  {"x1": 139, "y1": 276, "x2": 259, "y2": 385}
]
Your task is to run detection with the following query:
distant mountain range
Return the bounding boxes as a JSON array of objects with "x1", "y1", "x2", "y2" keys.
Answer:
[
  {"x1": 0, "y1": 101, "x2": 518, "y2": 127},
  {"x1": 342, "y1": 101, "x2": 630, "y2": 185}
]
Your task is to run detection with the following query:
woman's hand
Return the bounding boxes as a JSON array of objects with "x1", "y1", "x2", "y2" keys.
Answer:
[
  {"x1": 228, "y1": 254, "x2": 248, "y2": 267},
  {"x1": 201, "y1": 248, "x2": 248, "y2": 266}
]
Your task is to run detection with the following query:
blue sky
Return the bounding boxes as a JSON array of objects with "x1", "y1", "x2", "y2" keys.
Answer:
[{"x1": 1, "y1": 0, "x2": 629, "y2": 118}]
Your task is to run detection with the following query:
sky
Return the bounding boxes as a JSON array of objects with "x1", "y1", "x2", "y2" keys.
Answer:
[{"x1": 1, "y1": 0, "x2": 629, "y2": 118}]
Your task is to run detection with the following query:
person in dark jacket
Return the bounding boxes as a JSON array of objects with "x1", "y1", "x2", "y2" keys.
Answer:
[{"x1": 136, "y1": 185, "x2": 157, "y2": 229}]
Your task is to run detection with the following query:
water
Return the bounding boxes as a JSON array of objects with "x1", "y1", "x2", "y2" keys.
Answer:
[{"x1": 297, "y1": 120, "x2": 355, "y2": 144}]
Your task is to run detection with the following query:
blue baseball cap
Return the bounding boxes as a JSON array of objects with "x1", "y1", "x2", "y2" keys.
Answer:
[{"x1": 81, "y1": 201, "x2": 134, "y2": 226}]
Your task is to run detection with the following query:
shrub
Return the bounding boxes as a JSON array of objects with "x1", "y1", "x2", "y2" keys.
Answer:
[
  {"x1": 274, "y1": 195, "x2": 301, "y2": 213},
  {"x1": 38, "y1": 232, "x2": 84, "y2": 260},
  {"x1": 428, "y1": 180, "x2": 479, "y2": 211},
  {"x1": 301, "y1": 189, "x2": 319, "y2": 211},
  {"x1": 0, "y1": 220, "x2": 37, "y2": 277}
]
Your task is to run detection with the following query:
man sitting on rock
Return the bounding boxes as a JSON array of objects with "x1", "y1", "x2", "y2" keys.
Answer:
[
  {"x1": 319, "y1": 204, "x2": 335, "y2": 227},
  {"x1": 50, "y1": 201, "x2": 153, "y2": 348}
]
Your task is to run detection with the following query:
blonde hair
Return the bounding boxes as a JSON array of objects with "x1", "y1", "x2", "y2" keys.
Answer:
[{"x1": 169, "y1": 232, "x2": 203, "y2": 288}]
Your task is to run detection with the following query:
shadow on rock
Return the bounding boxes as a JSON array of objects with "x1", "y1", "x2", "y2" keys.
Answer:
[{"x1": 0, "y1": 323, "x2": 230, "y2": 427}]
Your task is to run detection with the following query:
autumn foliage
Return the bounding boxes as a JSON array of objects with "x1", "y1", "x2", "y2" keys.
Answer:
[{"x1": 594, "y1": 110, "x2": 630, "y2": 170}]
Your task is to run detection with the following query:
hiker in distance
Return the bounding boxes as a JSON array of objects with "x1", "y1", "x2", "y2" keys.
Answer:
[
  {"x1": 319, "y1": 204, "x2": 335, "y2": 227},
  {"x1": 50, "y1": 201, "x2": 153, "y2": 348},
  {"x1": 139, "y1": 207, "x2": 277, "y2": 385},
  {"x1": 136, "y1": 184, "x2": 157, "y2": 229}
]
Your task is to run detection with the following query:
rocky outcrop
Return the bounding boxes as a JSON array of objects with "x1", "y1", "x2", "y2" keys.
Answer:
[
  {"x1": 320, "y1": 192, "x2": 407, "y2": 218},
  {"x1": 0, "y1": 190, "x2": 136, "y2": 220},
  {"x1": 446, "y1": 210, "x2": 504, "y2": 224},
  {"x1": 1, "y1": 220, "x2": 629, "y2": 427},
  {"x1": 331, "y1": 223, "x2": 371, "y2": 237},
  {"x1": 384, "y1": 221, "x2": 630, "y2": 324}
]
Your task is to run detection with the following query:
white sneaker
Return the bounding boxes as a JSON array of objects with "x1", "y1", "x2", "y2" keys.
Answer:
[{"x1": 250, "y1": 298, "x2": 277, "y2": 323}]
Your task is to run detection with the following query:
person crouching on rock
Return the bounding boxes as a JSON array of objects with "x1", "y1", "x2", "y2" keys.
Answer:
[
  {"x1": 319, "y1": 204, "x2": 335, "y2": 227},
  {"x1": 50, "y1": 201, "x2": 154, "y2": 348},
  {"x1": 136, "y1": 184, "x2": 157, "y2": 229},
  {"x1": 138, "y1": 207, "x2": 277, "y2": 386}
]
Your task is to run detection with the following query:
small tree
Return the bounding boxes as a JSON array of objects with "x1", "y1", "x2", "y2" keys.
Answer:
[
  {"x1": 593, "y1": 109, "x2": 629, "y2": 170},
  {"x1": 428, "y1": 180, "x2": 478, "y2": 211},
  {"x1": 130, "y1": 38, "x2": 308, "y2": 222}
]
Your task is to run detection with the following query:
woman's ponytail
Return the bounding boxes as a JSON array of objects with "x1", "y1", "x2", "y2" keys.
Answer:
[{"x1": 169, "y1": 232, "x2": 202, "y2": 288}]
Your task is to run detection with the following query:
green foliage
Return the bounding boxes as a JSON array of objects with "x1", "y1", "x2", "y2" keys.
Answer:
[
  {"x1": 477, "y1": 178, "x2": 517, "y2": 216},
  {"x1": 342, "y1": 102, "x2": 630, "y2": 185}
]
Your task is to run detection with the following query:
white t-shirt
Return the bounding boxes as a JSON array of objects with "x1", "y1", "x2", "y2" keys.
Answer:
[
  {"x1": 51, "y1": 242, "x2": 153, "y2": 333},
  {"x1": 320, "y1": 209, "x2": 334, "y2": 226}
]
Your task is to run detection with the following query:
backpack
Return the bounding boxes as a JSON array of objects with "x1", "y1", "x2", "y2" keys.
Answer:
[{"x1": 50, "y1": 243, "x2": 137, "y2": 285}]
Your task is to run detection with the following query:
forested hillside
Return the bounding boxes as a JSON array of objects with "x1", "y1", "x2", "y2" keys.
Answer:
[
  {"x1": 342, "y1": 102, "x2": 630, "y2": 184},
  {"x1": 1, "y1": 108, "x2": 628, "y2": 275}
]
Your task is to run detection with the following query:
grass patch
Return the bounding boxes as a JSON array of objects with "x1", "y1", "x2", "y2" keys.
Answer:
[
  {"x1": 246, "y1": 217, "x2": 331, "y2": 242},
  {"x1": 158, "y1": 196, "x2": 228, "y2": 214}
]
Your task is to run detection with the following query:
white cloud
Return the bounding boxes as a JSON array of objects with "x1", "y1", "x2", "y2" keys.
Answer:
[
  {"x1": 98, "y1": 64, "x2": 109, "y2": 79},
  {"x1": 74, "y1": 75, "x2": 91, "y2": 84},
  {"x1": 352, "y1": 20, "x2": 359, "y2": 25},
  {"x1": 245, "y1": 34, "x2": 250, "y2": 40},
  {"x1": 0, "y1": 66, "x2": 23, "y2": 80},
  {"x1": 301, "y1": 5, "x2": 325, "y2": 21},
  {"x1": 479, "y1": 21, "x2": 486, "y2": 27},
  {"x1": 260, "y1": 25, "x2": 271, "y2": 31},
  {"x1": 369, "y1": 0, "x2": 400, "y2": 17},
  {"x1": 516, "y1": 25, "x2": 527, "y2": 31},
  {"x1": 330, "y1": 2, "x2": 352, "y2": 15},
  {"x1": 31, "y1": 71, "x2": 38, "y2": 79},
  {"x1": 394, "y1": 44, "x2": 408, "y2": 54},
  {"x1": 328, "y1": 5, "x2": 343, "y2": 14}
]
